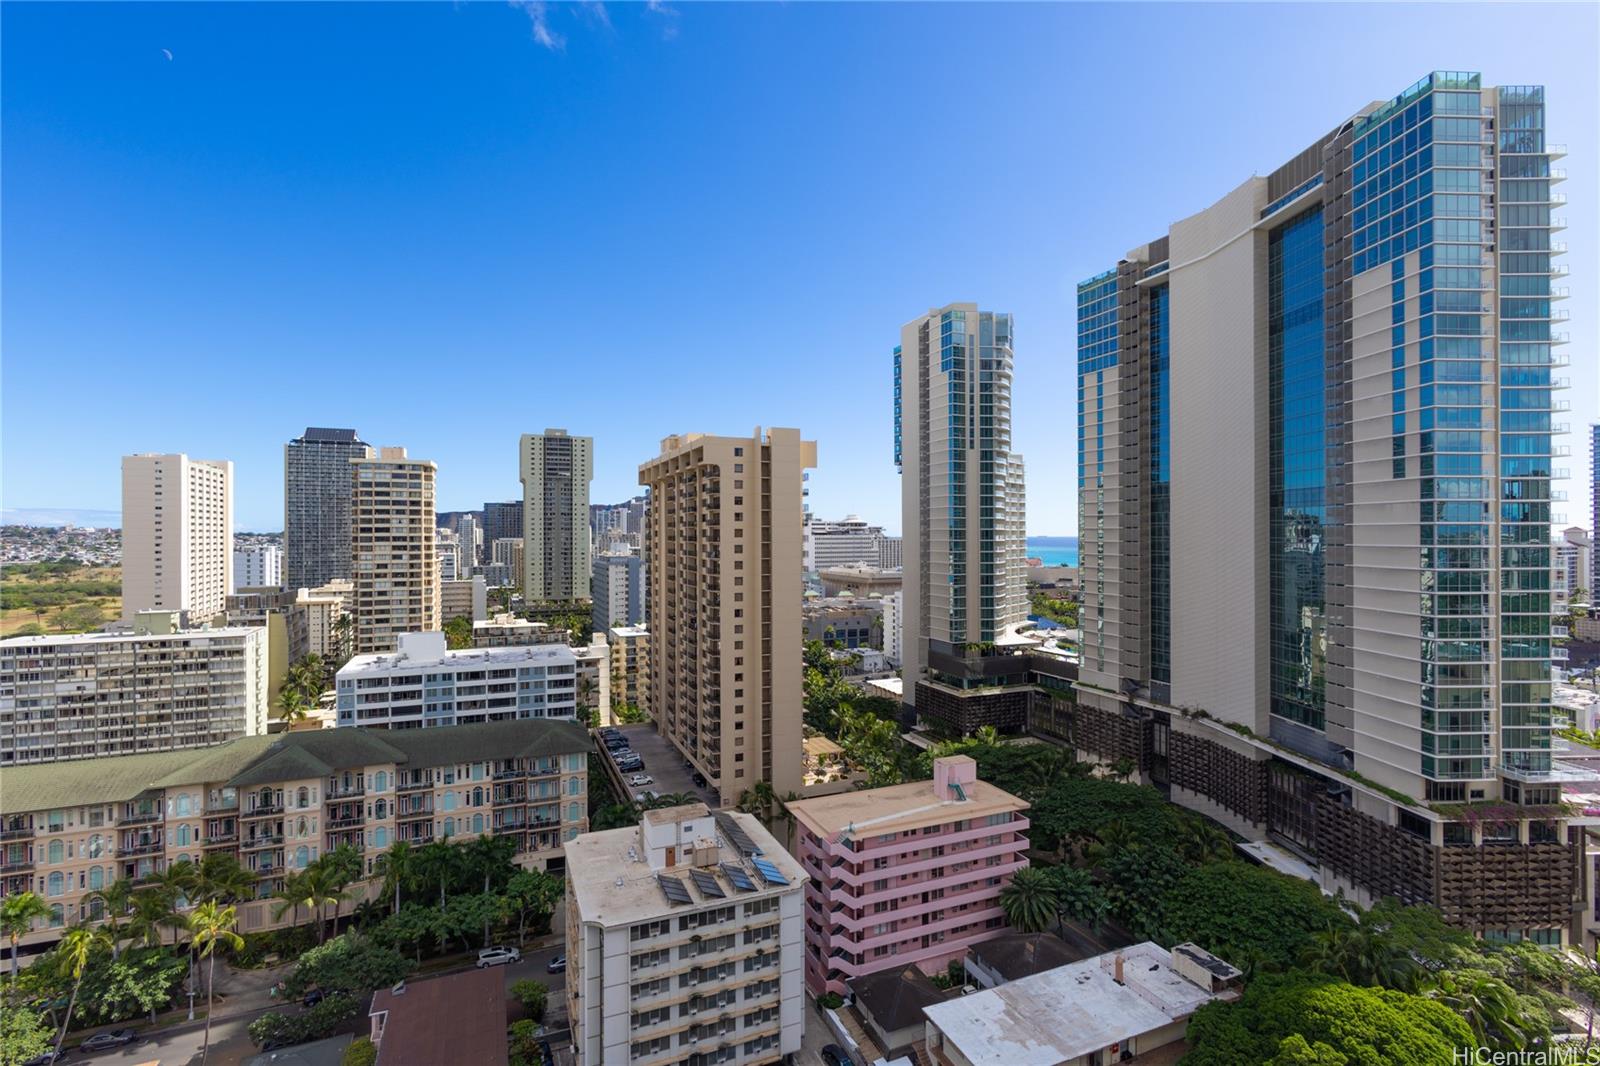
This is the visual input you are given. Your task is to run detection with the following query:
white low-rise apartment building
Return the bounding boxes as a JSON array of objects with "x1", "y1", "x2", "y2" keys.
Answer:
[
  {"x1": 335, "y1": 631, "x2": 577, "y2": 729},
  {"x1": 565, "y1": 805, "x2": 805, "y2": 1066},
  {"x1": 1, "y1": 624, "x2": 268, "y2": 766}
]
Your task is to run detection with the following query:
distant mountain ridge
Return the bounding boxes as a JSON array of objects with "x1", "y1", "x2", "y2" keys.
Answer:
[{"x1": 2, "y1": 508, "x2": 122, "y2": 529}]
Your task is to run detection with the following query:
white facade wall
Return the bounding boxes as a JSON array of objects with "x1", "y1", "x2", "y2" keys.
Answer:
[
  {"x1": 335, "y1": 632, "x2": 578, "y2": 728},
  {"x1": 233, "y1": 544, "x2": 282, "y2": 591},
  {"x1": 121, "y1": 453, "x2": 234, "y2": 625}
]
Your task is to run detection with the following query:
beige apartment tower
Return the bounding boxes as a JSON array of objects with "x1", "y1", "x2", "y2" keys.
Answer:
[
  {"x1": 520, "y1": 430, "x2": 593, "y2": 604},
  {"x1": 639, "y1": 428, "x2": 815, "y2": 806},
  {"x1": 351, "y1": 447, "x2": 438, "y2": 653},
  {"x1": 121, "y1": 453, "x2": 234, "y2": 625}
]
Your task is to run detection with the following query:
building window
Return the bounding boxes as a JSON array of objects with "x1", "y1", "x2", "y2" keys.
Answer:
[
  {"x1": 47, "y1": 840, "x2": 63, "y2": 864},
  {"x1": 295, "y1": 846, "x2": 310, "y2": 869},
  {"x1": 46, "y1": 872, "x2": 63, "y2": 897}
]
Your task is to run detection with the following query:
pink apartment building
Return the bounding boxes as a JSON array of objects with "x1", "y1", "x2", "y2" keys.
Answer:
[{"x1": 787, "y1": 755, "x2": 1031, "y2": 996}]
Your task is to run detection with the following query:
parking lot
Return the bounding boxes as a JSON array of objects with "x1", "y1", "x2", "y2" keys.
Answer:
[{"x1": 601, "y1": 723, "x2": 719, "y2": 807}]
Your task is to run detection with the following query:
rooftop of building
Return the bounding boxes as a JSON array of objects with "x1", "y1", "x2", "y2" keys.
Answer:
[
  {"x1": 1, "y1": 625, "x2": 261, "y2": 649},
  {"x1": 473, "y1": 614, "x2": 548, "y2": 630},
  {"x1": 339, "y1": 631, "x2": 575, "y2": 673},
  {"x1": 609, "y1": 624, "x2": 648, "y2": 638},
  {"x1": 369, "y1": 968, "x2": 507, "y2": 1066},
  {"x1": 3, "y1": 718, "x2": 591, "y2": 813},
  {"x1": 920, "y1": 942, "x2": 1238, "y2": 1065},
  {"x1": 969, "y1": 931, "x2": 1091, "y2": 983},
  {"x1": 849, "y1": 965, "x2": 953, "y2": 1035},
  {"x1": 786, "y1": 756, "x2": 1027, "y2": 839},
  {"x1": 565, "y1": 806, "x2": 803, "y2": 927},
  {"x1": 296, "y1": 427, "x2": 362, "y2": 443}
]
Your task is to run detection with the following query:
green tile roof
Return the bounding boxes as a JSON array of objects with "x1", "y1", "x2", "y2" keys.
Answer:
[{"x1": 2, "y1": 719, "x2": 593, "y2": 813}]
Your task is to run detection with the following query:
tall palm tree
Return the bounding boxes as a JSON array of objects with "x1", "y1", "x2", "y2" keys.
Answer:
[
  {"x1": 87, "y1": 877, "x2": 136, "y2": 957},
  {"x1": 1176, "y1": 819, "x2": 1234, "y2": 865},
  {"x1": 297, "y1": 866, "x2": 342, "y2": 944},
  {"x1": 189, "y1": 901, "x2": 244, "y2": 1065},
  {"x1": 1085, "y1": 819, "x2": 1139, "y2": 867},
  {"x1": 415, "y1": 840, "x2": 459, "y2": 907},
  {"x1": 276, "y1": 686, "x2": 311, "y2": 725},
  {"x1": 51, "y1": 923, "x2": 110, "y2": 1059},
  {"x1": 1, "y1": 891, "x2": 52, "y2": 993},
  {"x1": 997, "y1": 867, "x2": 1059, "y2": 934},
  {"x1": 271, "y1": 870, "x2": 309, "y2": 928},
  {"x1": 375, "y1": 840, "x2": 414, "y2": 915},
  {"x1": 125, "y1": 887, "x2": 184, "y2": 950},
  {"x1": 194, "y1": 853, "x2": 257, "y2": 904}
]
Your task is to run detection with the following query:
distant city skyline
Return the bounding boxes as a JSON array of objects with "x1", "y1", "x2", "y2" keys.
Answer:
[{"x1": 2, "y1": 4, "x2": 1593, "y2": 537}]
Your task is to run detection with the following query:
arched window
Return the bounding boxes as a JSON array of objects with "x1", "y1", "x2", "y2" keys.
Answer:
[
  {"x1": 472, "y1": 814, "x2": 484, "y2": 834},
  {"x1": 176, "y1": 824, "x2": 192, "y2": 846},
  {"x1": 88, "y1": 865, "x2": 104, "y2": 891},
  {"x1": 373, "y1": 771, "x2": 388, "y2": 793},
  {"x1": 88, "y1": 834, "x2": 104, "y2": 859},
  {"x1": 297, "y1": 816, "x2": 310, "y2": 837},
  {"x1": 568, "y1": 803, "x2": 580, "y2": 823},
  {"x1": 176, "y1": 794, "x2": 192, "y2": 817},
  {"x1": 443, "y1": 793, "x2": 457, "y2": 812},
  {"x1": 46, "y1": 871, "x2": 63, "y2": 897},
  {"x1": 295, "y1": 846, "x2": 310, "y2": 869},
  {"x1": 49, "y1": 904, "x2": 64, "y2": 927},
  {"x1": 297, "y1": 787, "x2": 310, "y2": 809},
  {"x1": 47, "y1": 840, "x2": 63, "y2": 864},
  {"x1": 373, "y1": 800, "x2": 387, "y2": 820},
  {"x1": 568, "y1": 777, "x2": 581, "y2": 796},
  {"x1": 87, "y1": 897, "x2": 104, "y2": 920},
  {"x1": 472, "y1": 787, "x2": 484, "y2": 807},
  {"x1": 443, "y1": 818, "x2": 456, "y2": 838},
  {"x1": 373, "y1": 827, "x2": 389, "y2": 849}
]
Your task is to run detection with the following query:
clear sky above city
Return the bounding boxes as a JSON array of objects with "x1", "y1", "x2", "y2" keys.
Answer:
[{"x1": 2, "y1": 2, "x2": 1594, "y2": 536}]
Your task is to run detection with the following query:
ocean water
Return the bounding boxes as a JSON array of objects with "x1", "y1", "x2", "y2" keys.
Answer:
[{"x1": 1025, "y1": 538, "x2": 1078, "y2": 568}]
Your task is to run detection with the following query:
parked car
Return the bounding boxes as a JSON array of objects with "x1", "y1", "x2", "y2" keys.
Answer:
[
  {"x1": 691, "y1": 772, "x2": 708, "y2": 788},
  {"x1": 604, "y1": 737, "x2": 629, "y2": 750},
  {"x1": 476, "y1": 946, "x2": 522, "y2": 968},
  {"x1": 618, "y1": 760, "x2": 644, "y2": 772},
  {"x1": 627, "y1": 773, "x2": 654, "y2": 786},
  {"x1": 302, "y1": 988, "x2": 324, "y2": 1008},
  {"x1": 821, "y1": 1045, "x2": 854, "y2": 1066},
  {"x1": 633, "y1": 790, "x2": 659, "y2": 803},
  {"x1": 22, "y1": 1051, "x2": 65, "y2": 1066},
  {"x1": 81, "y1": 1029, "x2": 139, "y2": 1052},
  {"x1": 546, "y1": 954, "x2": 567, "y2": 973}
]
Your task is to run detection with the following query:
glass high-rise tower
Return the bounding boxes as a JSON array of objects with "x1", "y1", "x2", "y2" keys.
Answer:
[
  {"x1": 1074, "y1": 73, "x2": 1581, "y2": 942},
  {"x1": 284, "y1": 427, "x2": 372, "y2": 590}
]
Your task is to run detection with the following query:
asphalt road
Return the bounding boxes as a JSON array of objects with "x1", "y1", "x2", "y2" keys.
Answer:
[{"x1": 69, "y1": 942, "x2": 572, "y2": 1066}]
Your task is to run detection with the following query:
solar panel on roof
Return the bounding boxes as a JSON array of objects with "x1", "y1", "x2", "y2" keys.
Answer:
[
  {"x1": 714, "y1": 811, "x2": 762, "y2": 856},
  {"x1": 751, "y1": 857, "x2": 788, "y2": 886},
  {"x1": 720, "y1": 862, "x2": 757, "y2": 892},
  {"x1": 689, "y1": 868, "x2": 726, "y2": 898},
  {"x1": 657, "y1": 874, "x2": 692, "y2": 905}
]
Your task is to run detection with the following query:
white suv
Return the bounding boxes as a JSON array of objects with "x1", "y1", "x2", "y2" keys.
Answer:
[{"x1": 477, "y1": 947, "x2": 522, "y2": 968}]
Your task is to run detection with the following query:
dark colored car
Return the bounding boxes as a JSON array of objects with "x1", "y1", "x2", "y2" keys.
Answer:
[
  {"x1": 81, "y1": 1028, "x2": 139, "y2": 1051},
  {"x1": 691, "y1": 772, "x2": 708, "y2": 788},
  {"x1": 302, "y1": 988, "x2": 324, "y2": 1008},
  {"x1": 22, "y1": 1051, "x2": 65, "y2": 1066},
  {"x1": 821, "y1": 1045, "x2": 853, "y2": 1066}
]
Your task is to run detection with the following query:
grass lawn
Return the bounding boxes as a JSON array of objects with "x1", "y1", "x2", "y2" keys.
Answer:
[{"x1": 0, "y1": 565, "x2": 122, "y2": 635}]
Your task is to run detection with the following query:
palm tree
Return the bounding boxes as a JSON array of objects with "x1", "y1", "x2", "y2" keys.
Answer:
[
  {"x1": 1, "y1": 891, "x2": 52, "y2": 992},
  {"x1": 375, "y1": 840, "x2": 415, "y2": 915},
  {"x1": 997, "y1": 867, "x2": 1059, "y2": 934},
  {"x1": 188, "y1": 901, "x2": 243, "y2": 1065},
  {"x1": 1176, "y1": 818, "x2": 1234, "y2": 865},
  {"x1": 87, "y1": 877, "x2": 136, "y2": 957},
  {"x1": 271, "y1": 870, "x2": 309, "y2": 928},
  {"x1": 52, "y1": 923, "x2": 110, "y2": 1059},
  {"x1": 125, "y1": 887, "x2": 183, "y2": 950},
  {"x1": 973, "y1": 724, "x2": 1001, "y2": 747},
  {"x1": 276, "y1": 685, "x2": 311, "y2": 725},
  {"x1": 194, "y1": 853, "x2": 257, "y2": 904},
  {"x1": 415, "y1": 840, "x2": 459, "y2": 907},
  {"x1": 776, "y1": 791, "x2": 801, "y2": 849},
  {"x1": 1429, "y1": 970, "x2": 1534, "y2": 1050},
  {"x1": 1085, "y1": 818, "x2": 1139, "y2": 867},
  {"x1": 298, "y1": 865, "x2": 342, "y2": 944},
  {"x1": 739, "y1": 781, "x2": 778, "y2": 824}
]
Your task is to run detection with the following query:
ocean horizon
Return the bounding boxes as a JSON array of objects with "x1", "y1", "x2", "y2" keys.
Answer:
[{"x1": 1025, "y1": 536, "x2": 1078, "y2": 568}]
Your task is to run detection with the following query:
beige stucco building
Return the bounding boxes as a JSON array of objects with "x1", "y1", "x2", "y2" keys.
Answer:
[
  {"x1": 352, "y1": 447, "x2": 438, "y2": 653},
  {"x1": 0, "y1": 719, "x2": 590, "y2": 955},
  {"x1": 121, "y1": 453, "x2": 234, "y2": 625},
  {"x1": 521, "y1": 430, "x2": 594, "y2": 604},
  {"x1": 608, "y1": 624, "x2": 650, "y2": 715},
  {"x1": 639, "y1": 429, "x2": 814, "y2": 806}
]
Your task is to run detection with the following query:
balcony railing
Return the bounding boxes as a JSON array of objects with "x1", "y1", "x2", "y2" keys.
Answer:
[
  {"x1": 117, "y1": 840, "x2": 163, "y2": 858},
  {"x1": 242, "y1": 834, "x2": 285, "y2": 849},
  {"x1": 118, "y1": 811, "x2": 162, "y2": 826},
  {"x1": 0, "y1": 826, "x2": 35, "y2": 841}
]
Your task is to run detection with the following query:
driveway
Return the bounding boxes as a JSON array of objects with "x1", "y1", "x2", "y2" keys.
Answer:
[{"x1": 611, "y1": 724, "x2": 719, "y2": 807}]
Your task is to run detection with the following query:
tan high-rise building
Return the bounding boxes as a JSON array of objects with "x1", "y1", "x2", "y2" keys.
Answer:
[
  {"x1": 351, "y1": 447, "x2": 438, "y2": 653},
  {"x1": 520, "y1": 430, "x2": 593, "y2": 604},
  {"x1": 121, "y1": 453, "x2": 234, "y2": 625},
  {"x1": 639, "y1": 428, "x2": 815, "y2": 806}
]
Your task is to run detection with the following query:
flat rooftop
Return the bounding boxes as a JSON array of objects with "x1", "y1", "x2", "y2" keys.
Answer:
[
  {"x1": 341, "y1": 642, "x2": 574, "y2": 673},
  {"x1": 786, "y1": 774, "x2": 1027, "y2": 839},
  {"x1": 565, "y1": 808, "x2": 804, "y2": 927},
  {"x1": 921, "y1": 942, "x2": 1229, "y2": 1065}
]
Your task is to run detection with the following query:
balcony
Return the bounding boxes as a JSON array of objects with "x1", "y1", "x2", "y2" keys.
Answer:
[
  {"x1": 118, "y1": 840, "x2": 163, "y2": 858},
  {"x1": 327, "y1": 815, "x2": 364, "y2": 830},
  {"x1": 242, "y1": 834, "x2": 285, "y2": 850},
  {"x1": 493, "y1": 822, "x2": 528, "y2": 836},
  {"x1": 203, "y1": 831, "x2": 239, "y2": 846},
  {"x1": 118, "y1": 811, "x2": 162, "y2": 827},
  {"x1": 243, "y1": 801, "x2": 284, "y2": 818},
  {"x1": 0, "y1": 825, "x2": 35, "y2": 841},
  {"x1": 396, "y1": 805, "x2": 434, "y2": 820},
  {"x1": 0, "y1": 859, "x2": 35, "y2": 874},
  {"x1": 326, "y1": 786, "x2": 366, "y2": 801}
]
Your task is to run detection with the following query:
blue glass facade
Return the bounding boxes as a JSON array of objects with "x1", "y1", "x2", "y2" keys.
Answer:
[
  {"x1": 941, "y1": 310, "x2": 969, "y2": 642},
  {"x1": 1268, "y1": 207, "x2": 1327, "y2": 730}
]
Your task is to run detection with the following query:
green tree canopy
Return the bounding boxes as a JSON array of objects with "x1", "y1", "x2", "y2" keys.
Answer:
[
  {"x1": 1163, "y1": 861, "x2": 1351, "y2": 971},
  {"x1": 284, "y1": 933, "x2": 413, "y2": 998}
]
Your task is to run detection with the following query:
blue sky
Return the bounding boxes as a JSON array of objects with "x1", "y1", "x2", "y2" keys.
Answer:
[{"x1": 3, "y1": 2, "x2": 1594, "y2": 536}]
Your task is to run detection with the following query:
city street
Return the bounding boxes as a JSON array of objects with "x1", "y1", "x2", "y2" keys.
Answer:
[{"x1": 67, "y1": 940, "x2": 570, "y2": 1066}]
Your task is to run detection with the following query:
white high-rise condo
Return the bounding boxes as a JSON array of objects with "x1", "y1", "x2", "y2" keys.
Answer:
[
  {"x1": 351, "y1": 447, "x2": 438, "y2": 653},
  {"x1": 894, "y1": 304, "x2": 1029, "y2": 732},
  {"x1": 1075, "y1": 72, "x2": 1582, "y2": 944},
  {"x1": 121, "y1": 453, "x2": 234, "y2": 624},
  {"x1": 520, "y1": 430, "x2": 593, "y2": 603},
  {"x1": 233, "y1": 543, "x2": 282, "y2": 591},
  {"x1": 284, "y1": 428, "x2": 373, "y2": 590}
]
